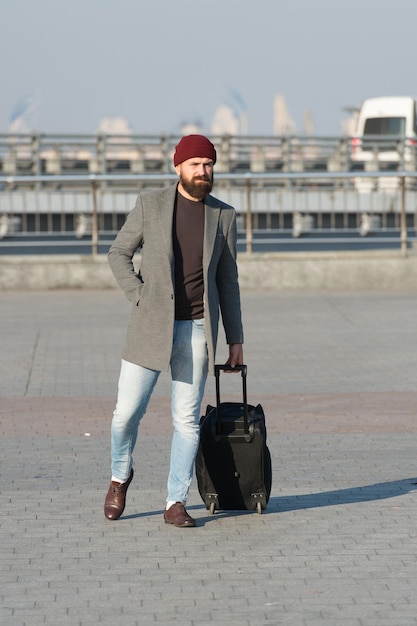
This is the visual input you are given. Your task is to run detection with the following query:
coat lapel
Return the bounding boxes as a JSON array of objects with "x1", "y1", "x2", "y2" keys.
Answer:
[
  {"x1": 203, "y1": 194, "x2": 221, "y2": 265},
  {"x1": 157, "y1": 184, "x2": 177, "y2": 262}
]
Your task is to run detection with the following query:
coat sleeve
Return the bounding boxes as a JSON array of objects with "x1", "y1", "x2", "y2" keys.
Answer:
[{"x1": 107, "y1": 195, "x2": 145, "y2": 304}]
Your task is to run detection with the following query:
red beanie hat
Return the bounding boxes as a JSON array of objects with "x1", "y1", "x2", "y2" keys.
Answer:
[{"x1": 173, "y1": 134, "x2": 217, "y2": 167}]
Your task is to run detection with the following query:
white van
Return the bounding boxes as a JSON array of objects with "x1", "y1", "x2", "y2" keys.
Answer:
[{"x1": 351, "y1": 96, "x2": 417, "y2": 191}]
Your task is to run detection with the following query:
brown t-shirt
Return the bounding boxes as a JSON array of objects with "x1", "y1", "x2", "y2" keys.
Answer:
[{"x1": 173, "y1": 193, "x2": 205, "y2": 320}]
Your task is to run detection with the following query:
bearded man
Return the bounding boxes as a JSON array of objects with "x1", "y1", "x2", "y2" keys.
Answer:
[{"x1": 104, "y1": 134, "x2": 244, "y2": 528}]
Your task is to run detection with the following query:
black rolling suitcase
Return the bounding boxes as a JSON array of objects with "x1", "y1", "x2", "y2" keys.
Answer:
[{"x1": 195, "y1": 364, "x2": 272, "y2": 514}]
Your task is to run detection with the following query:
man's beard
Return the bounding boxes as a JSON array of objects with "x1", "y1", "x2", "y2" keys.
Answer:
[{"x1": 180, "y1": 174, "x2": 213, "y2": 200}]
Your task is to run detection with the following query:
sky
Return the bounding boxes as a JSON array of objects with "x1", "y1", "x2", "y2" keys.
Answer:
[{"x1": 2, "y1": 0, "x2": 417, "y2": 137}]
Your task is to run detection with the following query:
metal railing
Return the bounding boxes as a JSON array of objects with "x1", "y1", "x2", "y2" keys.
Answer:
[
  {"x1": 0, "y1": 170, "x2": 416, "y2": 256},
  {"x1": 1, "y1": 132, "x2": 417, "y2": 178},
  {"x1": 0, "y1": 132, "x2": 345, "y2": 176}
]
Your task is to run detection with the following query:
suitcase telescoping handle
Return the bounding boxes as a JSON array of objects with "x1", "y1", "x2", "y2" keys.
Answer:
[{"x1": 214, "y1": 364, "x2": 249, "y2": 434}]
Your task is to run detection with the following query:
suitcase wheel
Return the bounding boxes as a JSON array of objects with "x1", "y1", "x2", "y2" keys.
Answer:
[
  {"x1": 205, "y1": 494, "x2": 218, "y2": 515},
  {"x1": 252, "y1": 492, "x2": 267, "y2": 514}
]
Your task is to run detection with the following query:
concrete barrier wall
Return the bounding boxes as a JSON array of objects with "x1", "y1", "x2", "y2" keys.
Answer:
[{"x1": 1, "y1": 252, "x2": 417, "y2": 291}]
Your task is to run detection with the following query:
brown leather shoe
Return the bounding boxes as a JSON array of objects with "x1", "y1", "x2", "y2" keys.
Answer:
[
  {"x1": 104, "y1": 469, "x2": 134, "y2": 520},
  {"x1": 163, "y1": 502, "x2": 196, "y2": 527}
]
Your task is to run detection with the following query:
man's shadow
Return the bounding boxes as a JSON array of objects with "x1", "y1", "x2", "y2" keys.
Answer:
[{"x1": 120, "y1": 478, "x2": 417, "y2": 523}]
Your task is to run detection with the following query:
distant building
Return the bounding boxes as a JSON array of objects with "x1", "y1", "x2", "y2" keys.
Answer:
[
  {"x1": 97, "y1": 117, "x2": 132, "y2": 135},
  {"x1": 211, "y1": 104, "x2": 239, "y2": 136},
  {"x1": 303, "y1": 110, "x2": 314, "y2": 135},
  {"x1": 340, "y1": 107, "x2": 360, "y2": 136},
  {"x1": 179, "y1": 121, "x2": 203, "y2": 135},
  {"x1": 273, "y1": 94, "x2": 296, "y2": 135}
]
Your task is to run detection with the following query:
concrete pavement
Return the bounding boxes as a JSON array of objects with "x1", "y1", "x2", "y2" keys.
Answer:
[{"x1": 1, "y1": 289, "x2": 417, "y2": 625}]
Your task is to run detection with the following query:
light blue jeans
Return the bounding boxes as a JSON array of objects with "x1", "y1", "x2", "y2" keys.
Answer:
[{"x1": 110, "y1": 318, "x2": 208, "y2": 504}]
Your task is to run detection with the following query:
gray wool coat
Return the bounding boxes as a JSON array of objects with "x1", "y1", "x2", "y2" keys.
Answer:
[{"x1": 108, "y1": 183, "x2": 243, "y2": 376}]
